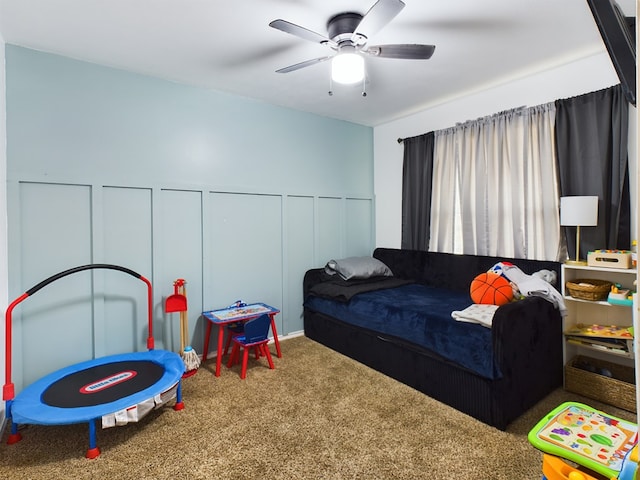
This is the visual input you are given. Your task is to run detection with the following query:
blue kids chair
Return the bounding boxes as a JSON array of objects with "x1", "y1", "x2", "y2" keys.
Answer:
[
  {"x1": 223, "y1": 322, "x2": 245, "y2": 357},
  {"x1": 226, "y1": 314, "x2": 275, "y2": 379}
]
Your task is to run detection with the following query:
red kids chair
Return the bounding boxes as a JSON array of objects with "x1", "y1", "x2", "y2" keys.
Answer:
[{"x1": 226, "y1": 314, "x2": 275, "y2": 379}]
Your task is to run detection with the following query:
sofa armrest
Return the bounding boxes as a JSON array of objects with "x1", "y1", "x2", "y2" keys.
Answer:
[
  {"x1": 491, "y1": 297, "x2": 563, "y2": 382},
  {"x1": 303, "y1": 268, "x2": 325, "y2": 299}
]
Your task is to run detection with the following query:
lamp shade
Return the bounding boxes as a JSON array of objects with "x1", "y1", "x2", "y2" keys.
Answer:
[
  {"x1": 560, "y1": 196, "x2": 598, "y2": 226},
  {"x1": 331, "y1": 50, "x2": 365, "y2": 84}
]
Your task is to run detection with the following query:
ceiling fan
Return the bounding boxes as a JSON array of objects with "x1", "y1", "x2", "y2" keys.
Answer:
[{"x1": 269, "y1": 0, "x2": 435, "y2": 92}]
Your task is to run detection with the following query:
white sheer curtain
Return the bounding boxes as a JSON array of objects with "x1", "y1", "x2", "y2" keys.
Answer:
[{"x1": 429, "y1": 104, "x2": 561, "y2": 260}]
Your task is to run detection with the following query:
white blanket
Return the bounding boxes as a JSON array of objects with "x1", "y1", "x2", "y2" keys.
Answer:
[
  {"x1": 451, "y1": 304, "x2": 499, "y2": 328},
  {"x1": 498, "y1": 263, "x2": 567, "y2": 316}
]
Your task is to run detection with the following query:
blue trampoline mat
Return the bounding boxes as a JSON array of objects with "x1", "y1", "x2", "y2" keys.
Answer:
[{"x1": 11, "y1": 349, "x2": 184, "y2": 426}]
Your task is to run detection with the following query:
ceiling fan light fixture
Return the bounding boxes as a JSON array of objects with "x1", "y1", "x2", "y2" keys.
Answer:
[{"x1": 331, "y1": 51, "x2": 365, "y2": 84}]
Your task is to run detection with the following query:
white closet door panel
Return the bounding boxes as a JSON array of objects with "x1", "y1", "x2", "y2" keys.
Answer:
[
  {"x1": 346, "y1": 198, "x2": 374, "y2": 257},
  {"x1": 17, "y1": 182, "x2": 93, "y2": 387},
  {"x1": 102, "y1": 186, "x2": 153, "y2": 354},
  {"x1": 160, "y1": 189, "x2": 203, "y2": 353},
  {"x1": 286, "y1": 196, "x2": 314, "y2": 334},
  {"x1": 317, "y1": 197, "x2": 342, "y2": 265},
  {"x1": 208, "y1": 192, "x2": 283, "y2": 313}
]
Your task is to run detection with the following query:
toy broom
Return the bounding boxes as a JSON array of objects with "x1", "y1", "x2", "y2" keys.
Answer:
[{"x1": 166, "y1": 278, "x2": 200, "y2": 376}]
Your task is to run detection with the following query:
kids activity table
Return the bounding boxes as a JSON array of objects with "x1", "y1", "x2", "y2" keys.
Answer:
[{"x1": 202, "y1": 303, "x2": 281, "y2": 377}]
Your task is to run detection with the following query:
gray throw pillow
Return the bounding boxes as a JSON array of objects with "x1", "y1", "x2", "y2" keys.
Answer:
[{"x1": 324, "y1": 256, "x2": 393, "y2": 280}]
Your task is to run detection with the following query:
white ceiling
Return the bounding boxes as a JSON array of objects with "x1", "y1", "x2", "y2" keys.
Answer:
[{"x1": 0, "y1": 0, "x2": 635, "y2": 127}]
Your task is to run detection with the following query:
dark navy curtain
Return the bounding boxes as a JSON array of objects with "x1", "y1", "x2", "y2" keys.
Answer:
[
  {"x1": 401, "y1": 132, "x2": 434, "y2": 250},
  {"x1": 555, "y1": 85, "x2": 631, "y2": 256}
]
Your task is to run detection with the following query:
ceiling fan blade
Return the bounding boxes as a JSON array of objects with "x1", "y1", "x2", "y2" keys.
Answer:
[
  {"x1": 351, "y1": 0, "x2": 406, "y2": 42},
  {"x1": 275, "y1": 56, "x2": 333, "y2": 73},
  {"x1": 363, "y1": 44, "x2": 435, "y2": 59},
  {"x1": 269, "y1": 19, "x2": 336, "y2": 47}
]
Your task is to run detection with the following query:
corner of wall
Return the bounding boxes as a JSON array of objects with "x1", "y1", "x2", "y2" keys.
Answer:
[{"x1": 1, "y1": 34, "x2": 7, "y2": 424}]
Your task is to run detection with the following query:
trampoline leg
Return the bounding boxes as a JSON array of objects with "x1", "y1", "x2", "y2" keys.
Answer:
[
  {"x1": 6, "y1": 401, "x2": 22, "y2": 445},
  {"x1": 7, "y1": 421, "x2": 22, "y2": 445},
  {"x1": 173, "y1": 381, "x2": 184, "y2": 411},
  {"x1": 85, "y1": 419, "x2": 100, "y2": 459}
]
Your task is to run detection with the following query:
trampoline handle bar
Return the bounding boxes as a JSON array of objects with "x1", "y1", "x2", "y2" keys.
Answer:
[
  {"x1": 4, "y1": 264, "x2": 154, "y2": 402},
  {"x1": 25, "y1": 264, "x2": 143, "y2": 295}
]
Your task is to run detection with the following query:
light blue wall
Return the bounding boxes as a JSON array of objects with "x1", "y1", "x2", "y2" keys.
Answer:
[
  {"x1": 5, "y1": 45, "x2": 374, "y2": 389},
  {"x1": 0, "y1": 33, "x2": 7, "y2": 425}
]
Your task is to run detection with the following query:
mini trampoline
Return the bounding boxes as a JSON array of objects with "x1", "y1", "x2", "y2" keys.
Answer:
[{"x1": 3, "y1": 264, "x2": 185, "y2": 459}]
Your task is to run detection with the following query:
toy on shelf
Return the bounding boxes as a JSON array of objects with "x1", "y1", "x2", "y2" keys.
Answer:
[
  {"x1": 564, "y1": 323, "x2": 633, "y2": 339},
  {"x1": 587, "y1": 250, "x2": 632, "y2": 269},
  {"x1": 608, "y1": 283, "x2": 635, "y2": 307},
  {"x1": 529, "y1": 402, "x2": 638, "y2": 479},
  {"x1": 564, "y1": 323, "x2": 634, "y2": 356}
]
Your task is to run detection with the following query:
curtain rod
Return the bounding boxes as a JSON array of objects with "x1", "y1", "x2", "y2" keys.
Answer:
[
  {"x1": 397, "y1": 105, "x2": 528, "y2": 145},
  {"x1": 456, "y1": 105, "x2": 527, "y2": 126}
]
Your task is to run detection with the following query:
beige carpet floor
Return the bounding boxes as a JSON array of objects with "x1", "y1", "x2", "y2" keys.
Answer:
[{"x1": 0, "y1": 335, "x2": 636, "y2": 479}]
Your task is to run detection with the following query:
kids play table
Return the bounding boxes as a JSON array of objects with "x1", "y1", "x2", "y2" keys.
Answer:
[
  {"x1": 528, "y1": 401, "x2": 638, "y2": 479},
  {"x1": 202, "y1": 303, "x2": 281, "y2": 377}
]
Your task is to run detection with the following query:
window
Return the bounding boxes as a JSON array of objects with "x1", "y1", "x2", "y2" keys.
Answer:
[{"x1": 429, "y1": 104, "x2": 561, "y2": 260}]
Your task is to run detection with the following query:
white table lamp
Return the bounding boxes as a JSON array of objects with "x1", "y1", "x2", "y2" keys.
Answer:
[{"x1": 560, "y1": 196, "x2": 598, "y2": 265}]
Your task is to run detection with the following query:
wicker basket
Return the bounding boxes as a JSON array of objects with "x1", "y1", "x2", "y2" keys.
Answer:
[
  {"x1": 565, "y1": 279, "x2": 612, "y2": 301},
  {"x1": 565, "y1": 355, "x2": 636, "y2": 412}
]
